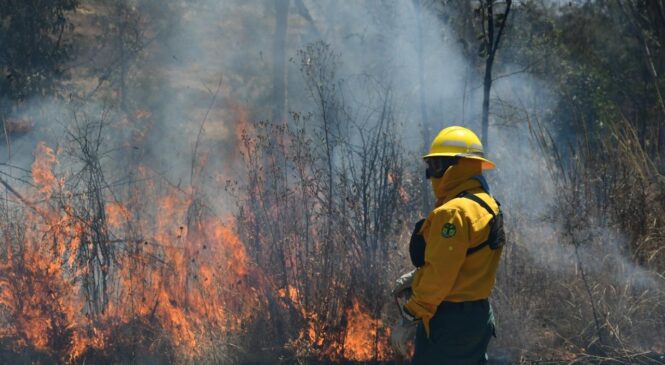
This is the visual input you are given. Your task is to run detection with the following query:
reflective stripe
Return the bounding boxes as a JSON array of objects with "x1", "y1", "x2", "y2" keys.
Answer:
[
  {"x1": 470, "y1": 143, "x2": 483, "y2": 151},
  {"x1": 440, "y1": 140, "x2": 484, "y2": 152},
  {"x1": 440, "y1": 140, "x2": 468, "y2": 148}
]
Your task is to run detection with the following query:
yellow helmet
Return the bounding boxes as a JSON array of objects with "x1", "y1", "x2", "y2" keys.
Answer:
[{"x1": 423, "y1": 126, "x2": 496, "y2": 170}]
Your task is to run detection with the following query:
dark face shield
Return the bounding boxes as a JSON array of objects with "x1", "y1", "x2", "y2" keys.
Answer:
[{"x1": 425, "y1": 156, "x2": 460, "y2": 179}]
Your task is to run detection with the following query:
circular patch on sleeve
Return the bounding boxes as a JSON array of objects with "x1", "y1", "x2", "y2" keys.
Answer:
[{"x1": 441, "y1": 223, "x2": 457, "y2": 238}]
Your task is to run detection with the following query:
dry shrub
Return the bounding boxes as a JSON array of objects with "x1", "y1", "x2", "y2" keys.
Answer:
[
  {"x1": 76, "y1": 317, "x2": 176, "y2": 365},
  {"x1": 490, "y1": 117, "x2": 665, "y2": 363}
]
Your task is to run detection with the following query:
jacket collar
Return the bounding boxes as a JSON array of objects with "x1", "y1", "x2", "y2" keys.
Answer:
[{"x1": 431, "y1": 159, "x2": 484, "y2": 206}]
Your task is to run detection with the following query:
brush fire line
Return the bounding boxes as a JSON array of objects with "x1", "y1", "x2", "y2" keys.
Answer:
[{"x1": 0, "y1": 141, "x2": 395, "y2": 363}]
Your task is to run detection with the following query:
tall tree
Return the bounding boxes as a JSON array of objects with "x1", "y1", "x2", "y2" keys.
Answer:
[
  {"x1": 618, "y1": 0, "x2": 665, "y2": 160},
  {"x1": 477, "y1": 0, "x2": 511, "y2": 150},
  {"x1": 415, "y1": 0, "x2": 433, "y2": 213},
  {"x1": 0, "y1": 0, "x2": 79, "y2": 106}
]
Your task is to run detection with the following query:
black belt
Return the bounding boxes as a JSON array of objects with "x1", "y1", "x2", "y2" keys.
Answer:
[{"x1": 437, "y1": 299, "x2": 489, "y2": 313}]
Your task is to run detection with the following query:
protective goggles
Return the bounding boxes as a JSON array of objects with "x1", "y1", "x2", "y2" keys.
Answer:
[{"x1": 425, "y1": 157, "x2": 459, "y2": 179}]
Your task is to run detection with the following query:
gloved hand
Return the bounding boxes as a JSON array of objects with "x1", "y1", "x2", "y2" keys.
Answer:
[
  {"x1": 391, "y1": 271, "x2": 419, "y2": 357},
  {"x1": 409, "y1": 219, "x2": 426, "y2": 267},
  {"x1": 391, "y1": 269, "x2": 416, "y2": 297},
  {"x1": 390, "y1": 317, "x2": 418, "y2": 357}
]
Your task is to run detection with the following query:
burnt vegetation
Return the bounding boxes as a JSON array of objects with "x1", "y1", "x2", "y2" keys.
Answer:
[{"x1": 0, "y1": 1, "x2": 664, "y2": 365}]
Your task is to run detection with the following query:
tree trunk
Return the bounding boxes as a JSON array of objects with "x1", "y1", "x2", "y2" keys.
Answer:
[
  {"x1": 482, "y1": 54, "x2": 493, "y2": 150},
  {"x1": 481, "y1": 0, "x2": 495, "y2": 150},
  {"x1": 416, "y1": 0, "x2": 432, "y2": 212},
  {"x1": 480, "y1": 0, "x2": 510, "y2": 151}
]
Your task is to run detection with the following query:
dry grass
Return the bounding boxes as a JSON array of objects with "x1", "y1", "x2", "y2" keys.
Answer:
[{"x1": 488, "y1": 116, "x2": 665, "y2": 364}]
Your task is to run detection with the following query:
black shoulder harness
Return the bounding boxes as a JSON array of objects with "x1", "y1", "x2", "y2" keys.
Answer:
[{"x1": 457, "y1": 191, "x2": 506, "y2": 256}]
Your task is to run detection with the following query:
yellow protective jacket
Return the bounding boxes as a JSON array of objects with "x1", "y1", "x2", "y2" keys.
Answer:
[{"x1": 404, "y1": 158, "x2": 503, "y2": 335}]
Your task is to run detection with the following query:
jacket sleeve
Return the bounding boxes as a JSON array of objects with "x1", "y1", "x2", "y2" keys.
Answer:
[{"x1": 404, "y1": 208, "x2": 469, "y2": 328}]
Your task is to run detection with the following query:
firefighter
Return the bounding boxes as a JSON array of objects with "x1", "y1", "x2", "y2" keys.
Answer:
[{"x1": 400, "y1": 126, "x2": 505, "y2": 364}]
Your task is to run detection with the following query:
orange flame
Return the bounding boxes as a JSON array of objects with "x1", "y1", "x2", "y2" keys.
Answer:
[
  {"x1": 280, "y1": 286, "x2": 392, "y2": 361},
  {"x1": 31, "y1": 142, "x2": 59, "y2": 196},
  {"x1": 0, "y1": 142, "x2": 265, "y2": 362},
  {"x1": 342, "y1": 298, "x2": 391, "y2": 361},
  {"x1": 3, "y1": 136, "x2": 395, "y2": 364}
]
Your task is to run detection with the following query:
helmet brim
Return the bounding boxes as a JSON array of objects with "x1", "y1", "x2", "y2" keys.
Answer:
[{"x1": 422, "y1": 152, "x2": 496, "y2": 170}]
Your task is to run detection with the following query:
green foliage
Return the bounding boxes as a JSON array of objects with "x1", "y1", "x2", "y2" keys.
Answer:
[
  {"x1": 500, "y1": 1, "x2": 665, "y2": 167},
  {"x1": 0, "y1": 0, "x2": 79, "y2": 103}
]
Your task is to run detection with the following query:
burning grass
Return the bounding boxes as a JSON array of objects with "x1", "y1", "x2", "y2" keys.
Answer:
[
  {"x1": 1, "y1": 89, "x2": 663, "y2": 365},
  {"x1": 0, "y1": 139, "x2": 264, "y2": 363},
  {"x1": 0, "y1": 114, "x2": 398, "y2": 364}
]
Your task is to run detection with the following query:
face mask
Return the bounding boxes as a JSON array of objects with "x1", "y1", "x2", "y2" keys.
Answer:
[{"x1": 430, "y1": 176, "x2": 445, "y2": 197}]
